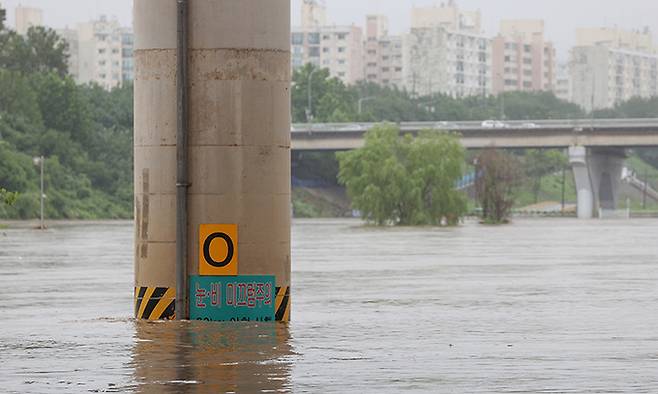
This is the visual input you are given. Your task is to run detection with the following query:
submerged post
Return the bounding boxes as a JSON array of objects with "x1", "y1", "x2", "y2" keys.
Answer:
[{"x1": 134, "y1": 0, "x2": 292, "y2": 322}]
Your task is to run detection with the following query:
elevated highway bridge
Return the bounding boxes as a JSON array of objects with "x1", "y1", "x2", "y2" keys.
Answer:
[
  {"x1": 290, "y1": 119, "x2": 658, "y2": 219},
  {"x1": 291, "y1": 118, "x2": 658, "y2": 151}
]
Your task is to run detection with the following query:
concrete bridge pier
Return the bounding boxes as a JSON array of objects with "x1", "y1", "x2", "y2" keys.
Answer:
[
  {"x1": 569, "y1": 146, "x2": 626, "y2": 219},
  {"x1": 134, "y1": 0, "x2": 291, "y2": 320}
]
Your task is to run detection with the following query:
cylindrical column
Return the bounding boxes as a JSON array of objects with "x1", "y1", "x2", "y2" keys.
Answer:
[
  {"x1": 568, "y1": 146, "x2": 594, "y2": 219},
  {"x1": 134, "y1": 0, "x2": 291, "y2": 321}
]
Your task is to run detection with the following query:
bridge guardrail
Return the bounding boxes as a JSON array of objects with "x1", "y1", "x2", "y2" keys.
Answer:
[{"x1": 291, "y1": 118, "x2": 658, "y2": 134}]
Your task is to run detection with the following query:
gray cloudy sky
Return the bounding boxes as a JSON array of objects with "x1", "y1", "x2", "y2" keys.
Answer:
[{"x1": 1, "y1": 0, "x2": 657, "y2": 59}]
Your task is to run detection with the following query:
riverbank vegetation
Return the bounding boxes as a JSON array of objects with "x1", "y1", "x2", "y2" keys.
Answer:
[{"x1": 0, "y1": 11, "x2": 133, "y2": 219}]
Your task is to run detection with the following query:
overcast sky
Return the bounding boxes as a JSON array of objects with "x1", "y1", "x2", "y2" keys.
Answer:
[{"x1": 1, "y1": 0, "x2": 657, "y2": 60}]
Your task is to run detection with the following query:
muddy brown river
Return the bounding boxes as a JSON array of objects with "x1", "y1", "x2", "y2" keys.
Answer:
[{"x1": 1, "y1": 218, "x2": 657, "y2": 393}]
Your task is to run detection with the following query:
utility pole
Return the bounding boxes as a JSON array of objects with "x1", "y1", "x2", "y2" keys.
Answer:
[
  {"x1": 306, "y1": 67, "x2": 318, "y2": 124},
  {"x1": 643, "y1": 169, "x2": 648, "y2": 210},
  {"x1": 561, "y1": 167, "x2": 566, "y2": 214},
  {"x1": 39, "y1": 156, "x2": 44, "y2": 229},
  {"x1": 33, "y1": 156, "x2": 45, "y2": 229}
]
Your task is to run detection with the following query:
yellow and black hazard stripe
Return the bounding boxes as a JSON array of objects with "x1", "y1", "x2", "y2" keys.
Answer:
[
  {"x1": 274, "y1": 286, "x2": 290, "y2": 322},
  {"x1": 134, "y1": 286, "x2": 176, "y2": 320}
]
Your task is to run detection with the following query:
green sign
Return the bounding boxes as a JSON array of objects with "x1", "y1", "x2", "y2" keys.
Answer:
[{"x1": 189, "y1": 275, "x2": 275, "y2": 322}]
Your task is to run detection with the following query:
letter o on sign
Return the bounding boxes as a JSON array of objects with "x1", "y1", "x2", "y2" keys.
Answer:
[
  {"x1": 203, "y1": 232, "x2": 234, "y2": 268},
  {"x1": 199, "y1": 224, "x2": 238, "y2": 276}
]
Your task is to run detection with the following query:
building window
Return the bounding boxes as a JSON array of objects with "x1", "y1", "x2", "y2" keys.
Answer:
[
  {"x1": 338, "y1": 47, "x2": 346, "y2": 53},
  {"x1": 308, "y1": 33, "x2": 320, "y2": 45},
  {"x1": 337, "y1": 33, "x2": 346, "y2": 40},
  {"x1": 291, "y1": 33, "x2": 303, "y2": 45},
  {"x1": 308, "y1": 47, "x2": 320, "y2": 57}
]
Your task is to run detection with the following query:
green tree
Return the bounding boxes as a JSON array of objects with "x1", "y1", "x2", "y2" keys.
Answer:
[
  {"x1": 475, "y1": 147, "x2": 522, "y2": 224},
  {"x1": 524, "y1": 149, "x2": 568, "y2": 203},
  {"x1": 292, "y1": 64, "x2": 357, "y2": 123},
  {"x1": 1, "y1": 187, "x2": 17, "y2": 205},
  {"x1": 337, "y1": 123, "x2": 466, "y2": 226},
  {"x1": 0, "y1": 26, "x2": 69, "y2": 76}
]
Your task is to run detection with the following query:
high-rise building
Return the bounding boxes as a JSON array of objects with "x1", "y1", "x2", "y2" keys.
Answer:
[
  {"x1": 364, "y1": 15, "x2": 403, "y2": 88},
  {"x1": 491, "y1": 20, "x2": 556, "y2": 95},
  {"x1": 410, "y1": 0, "x2": 481, "y2": 33},
  {"x1": 71, "y1": 16, "x2": 133, "y2": 89},
  {"x1": 15, "y1": 5, "x2": 42, "y2": 35},
  {"x1": 554, "y1": 63, "x2": 572, "y2": 103},
  {"x1": 569, "y1": 27, "x2": 657, "y2": 111},
  {"x1": 404, "y1": 2, "x2": 490, "y2": 98},
  {"x1": 570, "y1": 45, "x2": 658, "y2": 111},
  {"x1": 55, "y1": 27, "x2": 80, "y2": 80},
  {"x1": 301, "y1": 0, "x2": 326, "y2": 29},
  {"x1": 292, "y1": 1, "x2": 363, "y2": 85},
  {"x1": 404, "y1": 27, "x2": 491, "y2": 98},
  {"x1": 576, "y1": 27, "x2": 656, "y2": 54}
]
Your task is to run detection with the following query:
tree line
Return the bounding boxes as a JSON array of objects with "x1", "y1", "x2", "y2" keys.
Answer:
[
  {"x1": 293, "y1": 63, "x2": 658, "y2": 124},
  {"x1": 0, "y1": 7, "x2": 133, "y2": 219}
]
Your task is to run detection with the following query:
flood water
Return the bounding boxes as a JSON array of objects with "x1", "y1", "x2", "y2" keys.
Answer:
[{"x1": 1, "y1": 218, "x2": 657, "y2": 393}]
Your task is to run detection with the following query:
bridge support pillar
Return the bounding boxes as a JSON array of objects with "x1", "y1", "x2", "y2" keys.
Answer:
[
  {"x1": 134, "y1": 0, "x2": 291, "y2": 320},
  {"x1": 568, "y1": 146, "x2": 625, "y2": 219}
]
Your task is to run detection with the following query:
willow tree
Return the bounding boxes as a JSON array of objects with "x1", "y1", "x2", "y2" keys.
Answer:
[
  {"x1": 475, "y1": 147, "x2": 522, "y2": 224},
  {"x1": 337, "y1": 123, "x2": 466, "y2": 226}
]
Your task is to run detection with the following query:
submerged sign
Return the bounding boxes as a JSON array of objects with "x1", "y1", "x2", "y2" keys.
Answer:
[{"x1": 189, "y1": 275, "x2": 275, "y2": 322}]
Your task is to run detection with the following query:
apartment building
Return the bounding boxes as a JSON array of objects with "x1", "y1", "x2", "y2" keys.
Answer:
[
  {"x1": 571, "y1": 45, "x2": 658, "y2": 111},
  {"x1": 491, "y1": 20, "x2": 556, "y2": 94},
  {"x1": 410, "y1": 0, "x2": 481, "y2": 33},
  {"x1": 14, "y1": 5, "x2": 42, "y2": 35},
  {"x1": 569, "y1": 27, "x2": 657, "y2": 111},
  {"x1": 576, "y1": 27, "x2": 655, "y2": 54},
  {"x1": 554, "y1": 63, "x2": 572, "y2": 103},
  {"x1": 403, "y1": 3, "x2": 490, "y2": 98},
  {"x1": 72, "y1": 16, "x2": 134, "y2": 89},
  {"x1": 404, "y1": 27, "x2": 491, "y2": 98},
  {"x1": 364, "y1": 15, "x2": 403, "y2": 88},
  {"x1": 292, "y1": 1, "x2": 364, "y2": 85},
  {"x1": 55, "y1": 28, "x2": 80, "y2": 80}
]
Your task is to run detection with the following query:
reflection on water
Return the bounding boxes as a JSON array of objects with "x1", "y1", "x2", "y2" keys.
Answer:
[
  {"x1": 131, "y1": 321, "x2": 293, "y2": 393},
  {"x1": 1, "y1": 219, "x2": 658, "y2": 393}
]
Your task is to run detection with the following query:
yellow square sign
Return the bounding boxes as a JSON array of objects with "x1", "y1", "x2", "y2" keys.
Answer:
[{"x1": 199, "y1": 224, "x2": 238, "y2": 276}]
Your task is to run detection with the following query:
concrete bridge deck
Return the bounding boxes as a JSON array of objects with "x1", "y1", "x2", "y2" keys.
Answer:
[{"x1": 291, "y1": 118, "x2": 658, "y2": 150}]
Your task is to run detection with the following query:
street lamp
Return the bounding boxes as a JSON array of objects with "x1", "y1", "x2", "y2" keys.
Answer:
[
  {"x1": 32, "y1": 156, "x2": 45, "y2": 230},
  {"x1": 306, "y1": 67, "x2": 319, "y2": 124}
]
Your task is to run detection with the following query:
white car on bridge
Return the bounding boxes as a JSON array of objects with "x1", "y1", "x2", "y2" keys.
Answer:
[{"x1": 481, "y1": 120, "x2": 507, "y2": 129}]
